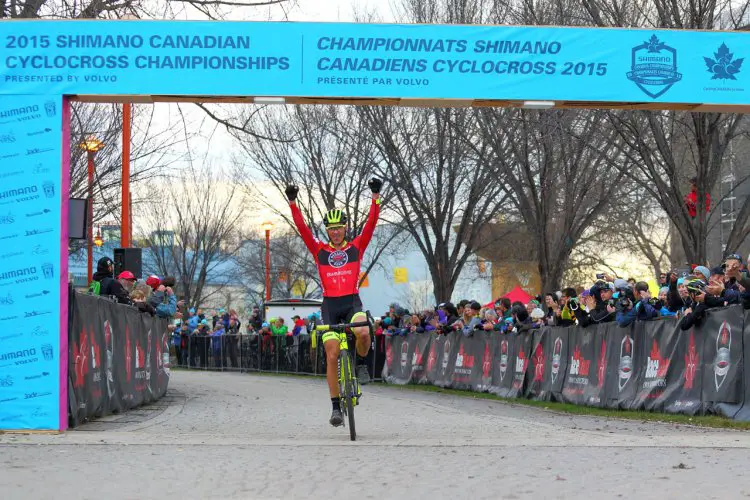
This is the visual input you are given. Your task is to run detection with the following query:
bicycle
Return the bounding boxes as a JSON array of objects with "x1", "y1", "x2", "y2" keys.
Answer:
[{"x1": 313, "y1": 312, "x2": 373, "y2": 441}]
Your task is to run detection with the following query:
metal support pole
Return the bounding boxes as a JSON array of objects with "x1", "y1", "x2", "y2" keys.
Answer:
[{"x1": 121, "y1": 102, "x2": 131, "y2": 247}]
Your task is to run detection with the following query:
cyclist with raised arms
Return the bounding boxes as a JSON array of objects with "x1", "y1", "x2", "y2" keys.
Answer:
[{"x1": 285, "y1": 178, "x2": 382, "y2": 426}]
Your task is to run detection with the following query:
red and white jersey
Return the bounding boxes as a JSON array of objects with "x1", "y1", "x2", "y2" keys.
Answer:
[{"x1": 290, "y1": 199, "x2": 380, "y2": 298}]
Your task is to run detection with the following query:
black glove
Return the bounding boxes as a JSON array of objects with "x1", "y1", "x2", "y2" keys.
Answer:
[
  {"x1": 285, "y1": 185, "x2": 299, "y2": 201},
  {"x1": 368, "y1": 177, "x2": 383, "y2": 194}
]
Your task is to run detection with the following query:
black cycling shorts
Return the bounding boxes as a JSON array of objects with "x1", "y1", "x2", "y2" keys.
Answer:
[{"x1": 321, "y1": 294, "x2": 363, "y2": 325}]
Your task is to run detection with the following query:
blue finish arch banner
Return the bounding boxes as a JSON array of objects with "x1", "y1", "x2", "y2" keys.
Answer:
[
  {"x1": 0, "y1": 21, "x2": 748, "y2": 105},
  {"x1": 0, "y1": 94, "x2": 63, "y2": 430},
  {"x1": 1, "y1": 19, "x2": 749, "y2": 431}
]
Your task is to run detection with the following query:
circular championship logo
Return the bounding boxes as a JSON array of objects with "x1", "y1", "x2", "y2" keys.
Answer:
[{"x1": 328, "y1": 250, "x2": 348, "y2": 268}]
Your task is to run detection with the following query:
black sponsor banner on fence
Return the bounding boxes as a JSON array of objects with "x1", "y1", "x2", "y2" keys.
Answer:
[
  {"x1": 383, "y1": 335, "x2": 411, "y2": 385},
  {"x1": 375, "y1": 306, "x2": 750, "y2": 421},
  {"x1": 525, "y1": 328, "x2": 548, "y2": 401},
  {"x1": 701, "y1": 305, "x2": 744, "y2": 417},
  {"x1": 452, "y1": 333, "x2": 484, "y2": 390},
  {"x1": 605, "y1": 324, "x2": 637, "y2": 410},
  {"x1": 506, "y1": 332, "x2": 531, "y2": 399},
  {"x1": 471, "y1": 333, "x2": 495, "y2": 393},
  {"x1": 489, "y1": 332, "x2": 515, "y2": 397},
  {"x1": 433, "y1": 332, "x2": 459, "y2": 388},
  {"x1": 548, "y1": 328, "x2": 569, "y2": 402},
  {"x1": 584, "y1": 323, "x2": 611, "y2": 407},
  {"x1": 68, "y1": 292, "x2": 170, "y2": 427},
  {"x1": 661, "y1": 322, "x2": 703, "y2": 416},
  {"x1": 732, "y1": 309, "x2": 750, "y2": 420},
  {"x1": 411, "y1": 333, "x2": 433, "y2": 385},
  {"x1": 630, "y1": 319, "x2": 680, "y2": 412},
  {"x1": 561, "y1": 327, "x2": 596, "y2": 405}
]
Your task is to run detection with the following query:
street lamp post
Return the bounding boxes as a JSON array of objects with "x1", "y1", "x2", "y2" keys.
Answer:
[
  {"x1": 261, "y1": 221, "x2": 274, "y2": 301},
  {"x1": 121, "y1": 103, "x2": 131, "y2": 248},
  {"x1": 80, "y1": 136, "x2": 104, "y2": 284}
]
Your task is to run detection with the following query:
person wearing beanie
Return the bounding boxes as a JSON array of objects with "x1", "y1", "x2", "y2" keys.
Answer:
[
  {"x1": 526, "y1": 299, "x2": 541, "y2": 316},
  {"x1": 633, "y1": 281, "x2": 659, "y2": 321},
  {"x1": 87, "y1": 256, "x2": 115, "y2": 296},
  {"x1": 145, "y1": 275, "x2": 161, "y2": 291},
  {"x1": 694, "y1": 265, "x2": 711, "y2": 283},
  {"x1": 530, "y1": 307, "x2": 545, "y2": 328},
  {"x1": 147, "y1": 275, "x2": 177, "y2": 319},
  {"x1": 580, "y1": 280, "x2": 616, "y2": 326},
  {"x1": 511, "y1": 303, "x2": 533, "y2": 333},
  {"x1": 92, "y1": 256, "x2": 114, "y2": 282}
]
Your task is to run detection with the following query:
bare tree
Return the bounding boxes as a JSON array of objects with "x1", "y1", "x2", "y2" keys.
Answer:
[
  {"x1": 361, "y1": 106, "x2": 509, "y2": 302},
  {"x1": 477, "y1": 108, "x2": 624, "y2": 292},
  {"x1": 68, "y1": 102, "x2": 187, "y2": 252},
  {"x1": 138, "y1": 164, "x2": 245, "y2": 308},
  {"x1": 206, "y1": 104, "x2": 401, "y2": 285},
  {"x1": 236, "y1": 229, "x2": 323, "y2": 305},
  {"x1": 566, "y1": 0, "x2": 750, "y2": 264}
]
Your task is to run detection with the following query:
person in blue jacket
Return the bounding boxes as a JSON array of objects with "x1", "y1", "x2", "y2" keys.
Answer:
[{"x1": 187, "y1": 308, "x2": 200, "y2": 330}]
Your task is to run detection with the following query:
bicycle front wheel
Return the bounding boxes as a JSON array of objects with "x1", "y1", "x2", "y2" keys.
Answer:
[{"x1": 339, "y1": 349, "x2": 356, "y2": 441}]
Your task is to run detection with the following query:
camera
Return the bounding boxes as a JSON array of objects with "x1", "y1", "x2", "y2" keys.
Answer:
[
  {"x1": 596, "y1": 273, "x2": 605, "y2": 279},
  {"x1": 568, "y1": 297, "x2": 580, "y2": 311},
  {"x1": 617, "y1": 288, "x2": 635, "y2": 309}
]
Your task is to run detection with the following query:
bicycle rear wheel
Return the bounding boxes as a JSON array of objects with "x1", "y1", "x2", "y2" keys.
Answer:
[{"x1": 339, "y1": 350, "x2": 356, "y2": 441}]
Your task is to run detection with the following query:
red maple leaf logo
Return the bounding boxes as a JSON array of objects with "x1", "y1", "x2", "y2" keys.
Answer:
[
  {"x1": 385, "y1": 341, "x2": 393, "y2": 367},
  {"x1": 482, "y1": 342, "x2": 492, "y2": 378},
  {"x1": 125, "y1": 327, "x2": 132, "y2": 382},
  {"x1": 721, "y1": 328, "x2": 729, "y2": 345},
  {"x1": 532, "y1": 343, "x2": 545, "y2": 382},
  {"x1": 597, "y1": 339, "x2": 607, "y2": 389},
  {"x1": 684, "y1": 332, "x2": 698, "y2": 389},
  {"x1": 413, "y1": 344, "x2": 423, "y2": 368},
  {"x1": 650, "y1": 340, "x2": 670, "y2": 378},
  {"x1": 73, "y1": 328, "x2": 89, "y2": 388},
  {"x1": 624, "y1": 336, "x2": 632, "y2": 354},
  {"x1": 426, "y1": 343, "x2": 437, "y2": 372}
]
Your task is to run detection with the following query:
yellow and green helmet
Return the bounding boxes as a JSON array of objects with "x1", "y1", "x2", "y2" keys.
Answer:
[{"x1": 323, "y1": 208, "x2": 348, "y2": 228}]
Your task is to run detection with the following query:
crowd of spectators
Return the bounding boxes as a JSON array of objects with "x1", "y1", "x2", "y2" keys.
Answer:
[
  {"x1": 88, "y1": 256, "x2": 179, "y2": 318},
  {"x1": 88, "y1": 250, "x2": 750, "y2": 359},
  {"x1": 375, "y1": 253, "x2": 750, "y2": 337}
]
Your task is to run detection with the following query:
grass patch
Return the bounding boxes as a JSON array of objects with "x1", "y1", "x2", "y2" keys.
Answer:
[{"x1": 384, "y1": 383, "x2": 750, "y2": 430}]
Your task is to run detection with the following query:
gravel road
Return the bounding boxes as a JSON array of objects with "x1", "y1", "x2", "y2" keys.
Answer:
[{"x1": 2, "y1": 370, "x2": 750, "y2": 499}]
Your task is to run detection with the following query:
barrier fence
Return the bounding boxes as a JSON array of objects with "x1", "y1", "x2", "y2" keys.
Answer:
[
  {"x1": 68, "y1": 292, "x2": 172, "y2": 427},
  {"x1": 172, "y1": 331, "x2": 387, "y2": 381},
  {"x1": 382, "y1": 305, "x2": 750, "y2": 420}
]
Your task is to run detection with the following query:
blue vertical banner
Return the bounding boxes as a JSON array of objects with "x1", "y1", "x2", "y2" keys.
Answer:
[{"x1": 0, "y1": 94, "x2": 62, "y2": 430}]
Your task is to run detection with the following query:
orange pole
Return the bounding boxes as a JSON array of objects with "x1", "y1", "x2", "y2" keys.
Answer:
[
  {"x1": 121, "y1": 103, "x2": 131, "y2": 247},
  {"x1": 87, "y1": 152, "x2": 94, "y2": 284},
  {"x1": 265, "y1": 229, "x2": 271, "y2": 301}
]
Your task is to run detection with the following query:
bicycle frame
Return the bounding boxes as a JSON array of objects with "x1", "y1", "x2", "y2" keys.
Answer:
[{"x1": 313, "y1": 313, "x2": 373, "y2": 440}]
